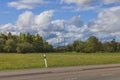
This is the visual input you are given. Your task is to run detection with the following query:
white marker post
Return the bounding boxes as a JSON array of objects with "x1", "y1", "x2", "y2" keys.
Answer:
[{"x1": 44, "y1": 54, "x2": 48, "y2": 68}]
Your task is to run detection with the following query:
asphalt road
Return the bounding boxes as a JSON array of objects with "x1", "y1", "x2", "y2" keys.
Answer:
[{"x1": 1, "y1": 64, "x2": 120, "y2": 80}]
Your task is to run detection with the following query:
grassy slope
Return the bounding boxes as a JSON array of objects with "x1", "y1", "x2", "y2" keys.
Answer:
[{"x1": 0, "y1": 52, "x2": 120, "y2": 70}]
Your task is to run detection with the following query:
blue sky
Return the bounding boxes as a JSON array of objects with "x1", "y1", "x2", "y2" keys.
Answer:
[
  {"x1": 0, "y1": 0, "x2": 115, "y2": 24},
  {"x1": 0, "y1": 0, "x2": 120, "y2": 46}
]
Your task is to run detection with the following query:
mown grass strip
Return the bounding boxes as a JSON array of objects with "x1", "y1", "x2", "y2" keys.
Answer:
[{"x1": 0, "y1": 52, "x2": 120, "y2": 70}]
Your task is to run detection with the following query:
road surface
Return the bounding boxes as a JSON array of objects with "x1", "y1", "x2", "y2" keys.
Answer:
[{"x1": 1, "y1": 64, "x2": 120, "y2": 80}]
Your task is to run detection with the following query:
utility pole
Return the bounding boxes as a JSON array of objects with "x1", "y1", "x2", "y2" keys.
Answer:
[
  {"x1": 64, "y1": 37, "x2": 66, "y2": 47},
  {"x1": 58, "y1": 37, "x2": 60, "y2": 47}
]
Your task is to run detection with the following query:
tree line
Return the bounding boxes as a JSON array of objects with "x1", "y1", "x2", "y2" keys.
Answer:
[
  {"x1": 0, "y1": 33, "x2": 120, "y2": 53},
  {"x1": 0, "y1": 32, "x2": 53, "y2": 53},
  {"x1": 65, "y1": 36, "x2": 120, "y2": 53}
]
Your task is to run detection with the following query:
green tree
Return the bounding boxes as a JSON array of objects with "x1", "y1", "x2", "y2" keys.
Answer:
[
  {"x1": 84, "y1": 36, "x2": 101, "y2": 53},
  {"x1": 102, "y1": 39, "x2": 118, "y2": 52},
  {"x1": 43, "y1": 41, "x2": 53, "y2": 52},
  {"x1": 102, "y1": 42, "x2": 113, "y2": 52},
  {"x1": 16, "y1": 42, "x2": 33, "y2": 53},
  {"x1": 0, "y1": 33, "x2": 7, "y2": 40},
  {"x1": 73, "y1": 41, "x2": 85, "y2": 52},
  {"x1": 66, "y1": 44, "x2": 74, "y2": 52},
  {"x1": 7, "y1": 32, "x2": 12, "y2": 39},
  {"x1": 110, "y1": 39, "x2": 117, "y2": 52},
  {"x1": 0, "y1": 38, "x2": 5, "y2": 52},
  {"x1": 4, "y1": 39, "x2": 16, "y2": 52},
  {"x1": 116, "y1": 42, "x2": 120, "y2": 52},
  {"x1": 19, "y1": 33, "x2": 26, "y2": 42},
  {"x1": 32, "y1": 34, "x2": 44, "y2": 52}
]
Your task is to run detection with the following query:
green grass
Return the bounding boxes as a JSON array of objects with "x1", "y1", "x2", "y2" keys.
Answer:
[{"x1": 1, "y1": 52, "x2": 120, "y2": 70}]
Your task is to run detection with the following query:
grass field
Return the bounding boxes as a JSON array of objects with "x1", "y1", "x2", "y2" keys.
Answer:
[{"x1": 1, "y1": 52, "x2": 120, "y2": 70}]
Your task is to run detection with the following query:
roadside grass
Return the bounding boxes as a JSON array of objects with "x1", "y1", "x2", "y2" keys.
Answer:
[{"x1": 0, "y1": 52, "x2": 120, "y2": 70}]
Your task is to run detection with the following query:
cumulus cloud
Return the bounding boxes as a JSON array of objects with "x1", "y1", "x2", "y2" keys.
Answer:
[
  {"x1": 102, "y1": 0, "x2": 120, "y2": 4},
  {"x1": 0, "y1": 10, "x2": 54, "y2": 35},
  {"x1": 61, "y1": 0, "x2": 120, "y2": 6},
  {"x1": 68, "y1": 16, "x2": 83, "y2": 27},
  {"x1": 60, "y1": 0, "x2": 120, "y2": 13},
  {"x1": 89, "y1": 6, "x2": 120, "y2": 41},
  {"x1": 61, "y1": 0, "x2": 96, "y2": 6},
  {"x1": 0, "y1": 10, "x2": 89, "y2": 46},
  {"x1": 16, "y1": 10, "x2": 54, "y2": 35},
  {"x1": 8, "y1": 0, "x2": 47, "y2": 9},
  {"x1": 1, "y1": 6, "x2": 120, "y2": 46},
  {"x1": 0, "y1": 23, "x2": 17, "y2": 34},
  {"x1": 48, "y1": 16, "x2": 90, "y2": 46}
]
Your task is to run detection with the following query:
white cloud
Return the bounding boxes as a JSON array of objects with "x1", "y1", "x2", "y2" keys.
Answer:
[
  {"x1": 61, "y1": 0, "x2": 96, "y2": 6},
  {"x1": 68, "y1": 16, "x2": 83, "y2": 27},
  {"x1": 46, "y1": 16, "x2": 89, "y2": 45},
  {"x1": 60, "y1": 0, "x2": 120, "y2": 13},
  {"x1": 75, "y1": 6, "x2": 98, "y2": 12},
  {"x1": 61, "y1": 0, "x2": 120, "y2": 6},
  {"x1": 17, "y1": 10, "x2": 54, "y2": 34},
  {"x1": 1, "y1": 6, "x2": 120, "y2": 46},
  {"x1": 8, "y1": 0, "x2": 46, "y2": 9},
  {"x1": 4, "y1": 6, "x2": 120, "y2": 45},
  {"x1": 0, "y1": 10, "x2": 54, "y2": 35},
  {"x1": 35, "y1": 10, "x2": 53, "y2": 25},
  {"x1": 102, "y1": 0, "x2": 120, "y2": 4},
  {"x1": 17, "y1": 11, "x2": 34, "y2": 28},
  {"x1": 0, "y1": 23, "x2": 17, "y2": 34},
  {"x1": 51, "y1": 20, "x2": 65, "y2": 32},
  {"x1": 89, "y1": 6, "x2": 120, "y2": 40},
  {"x1": 0, "y1": 10, "x2": 88, "y2": 46}
]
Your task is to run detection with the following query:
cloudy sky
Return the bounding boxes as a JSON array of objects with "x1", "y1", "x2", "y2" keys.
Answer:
[{"x1": 0, "y1": 0, "x2": 120, "y2": 46}]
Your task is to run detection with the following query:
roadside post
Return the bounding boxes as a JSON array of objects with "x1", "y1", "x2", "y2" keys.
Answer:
[
  {"x1": 42, "y1": 40, "x2": 48, "y2": 68},
  {"x1": 44, "y1": 53, "x2": 48, "y2": 68}
]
